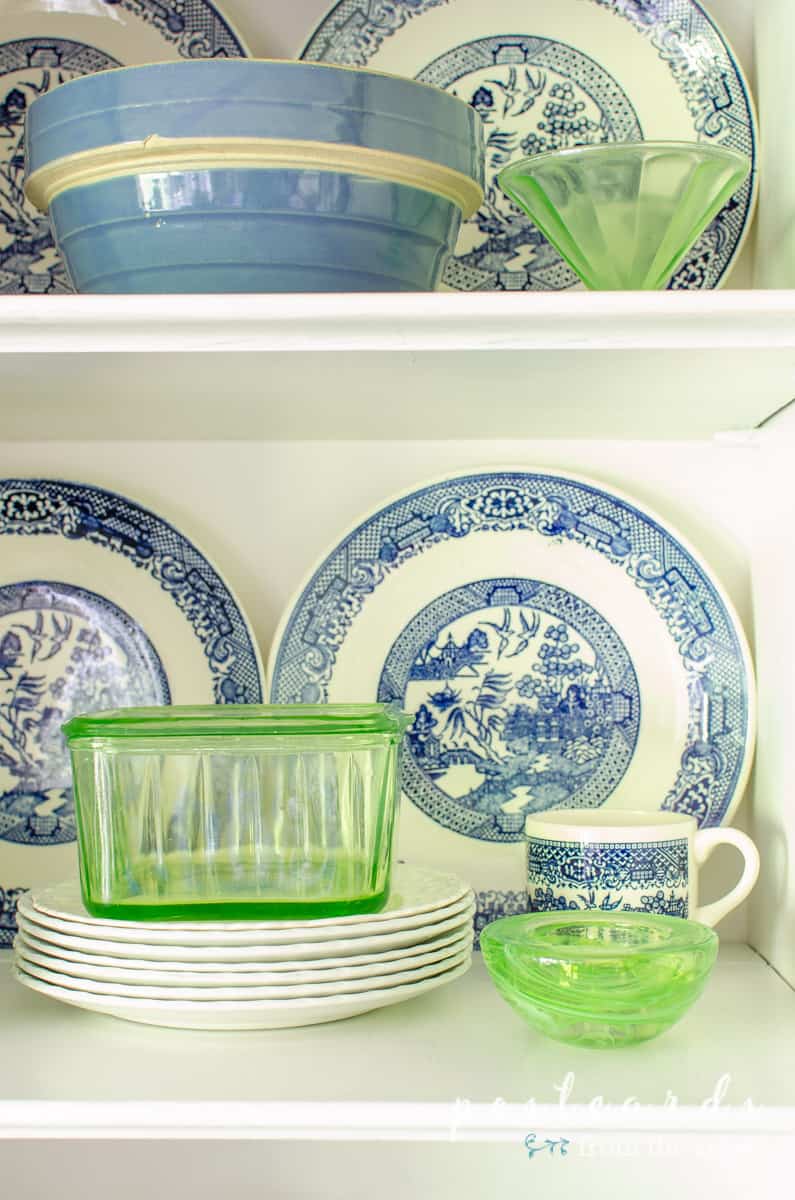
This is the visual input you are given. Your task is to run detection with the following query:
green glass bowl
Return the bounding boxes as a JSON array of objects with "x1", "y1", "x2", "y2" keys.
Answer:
[
  {"x1": 480, "y1": 911, "x2": 718, "y2": 1048},
  {"x1": 497, "y1": 140, "x2": 751, "y2": 290}
]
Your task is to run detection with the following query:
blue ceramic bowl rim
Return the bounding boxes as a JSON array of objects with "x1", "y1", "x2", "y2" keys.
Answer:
[
  {"x1": 28, "y1": 56, "x2": 475, "y2": 106},
  {"x1": 25, "y1": 58, "x2": 484, "y2": 182}
]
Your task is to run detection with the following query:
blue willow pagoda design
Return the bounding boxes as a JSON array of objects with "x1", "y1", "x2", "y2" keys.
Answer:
[
  {"x1": 270, "y1": 471, "x2": 752, "y2": 837},
  {"x1": 380, "y1": 578, "x2": 640, "y2": 842}
]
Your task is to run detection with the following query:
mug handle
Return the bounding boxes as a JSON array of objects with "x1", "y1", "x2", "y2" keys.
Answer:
[{"x1": 693, "y1": 828, "x2": 760, "y2": 928}]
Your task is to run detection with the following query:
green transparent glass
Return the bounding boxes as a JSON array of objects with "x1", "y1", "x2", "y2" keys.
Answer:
[
  {"x1": 63, "y1": 704, "x2": 410, "y2": 921},
  {"x1": 480, "y1": 911, "x2": 718, "y2": 1048},
  {"x1": 498, "y1": 141, "x2": 751, "y2": 290}
]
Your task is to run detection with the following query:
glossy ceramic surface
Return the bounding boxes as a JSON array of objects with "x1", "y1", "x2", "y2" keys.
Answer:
[
  {"x1": 15, "y1": 921, "x2": 470, "y2": 976},
  {"x1": 268, "y1": 468, "x2": 755, "y2": 927},
  {"x1": 498, "y1": 142, "x2": 751, "y2": 290},
  {"x1": 480, "y1": 910, "x2": 718, "y2": 1047},
  {"x1": 25, "y1": 59, "x2": 483, "y2": 183},
  {"x1": 15, "y1": 902, "x2": 475, "y2": 963},
  {"x1": 13, "y1": 927, "x2": 473, "y2": 988},
  {"x1": 0, "y1": 479, "x2": 264, "y2": 948},
  {"x1": 525, "y1": 809, "x2": 759, "y2": 926},
  {"x1": 13, "y1": 955, "x2": 472, "y2": 1029},
  {"x1": 17, "y1": 885, "x2": 473, "y2": 946},
  {"x1": 14, "y1": 941, "x2": 471, "y2": 1001},
  {"x1": 45, "y1": 167, "x2": 463, "y2": 294},
  {"x1": 303, "y1": 0, "x2": 757, "y2": 292},
  {"x1": 0, "y1": 1, "x2": 247, "y2": 293}
]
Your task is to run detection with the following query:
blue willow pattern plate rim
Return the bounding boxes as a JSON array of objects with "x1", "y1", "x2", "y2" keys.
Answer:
[
  {"x1": 0, "y1": 477, "x2": 264, "y2": 946},
  {"x1": 301, "y1": 0, "x2": 757, "y2": 292},
  {"x1": 0, "y1": 477, "x2": 264, "y2": 702},
  {"x1": 267, "y1": 467, "x2": 756, "y2": 837}
]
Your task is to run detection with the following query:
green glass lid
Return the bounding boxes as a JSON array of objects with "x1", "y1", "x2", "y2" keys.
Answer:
[{"x1": 62, "y1": 703, "x2": 410, "y2": 741}]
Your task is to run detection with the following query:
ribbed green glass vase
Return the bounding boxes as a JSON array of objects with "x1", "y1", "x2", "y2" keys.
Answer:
[{"x1": 498, "y1": 141, "x2": 751, "y2": 290}]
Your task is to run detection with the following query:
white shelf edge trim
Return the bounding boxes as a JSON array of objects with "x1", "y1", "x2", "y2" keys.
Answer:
[
  {"x1": 1, "y1": 1100, "x2": 793, "y2": 1141},
  {"x1": 0, "y1": 291, "x2": 793, "y2": 354}
]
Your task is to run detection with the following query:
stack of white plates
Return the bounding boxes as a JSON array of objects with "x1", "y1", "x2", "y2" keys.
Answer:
[{"x1": 12, "y1": 865, "x2": 474, "y2": 1030}]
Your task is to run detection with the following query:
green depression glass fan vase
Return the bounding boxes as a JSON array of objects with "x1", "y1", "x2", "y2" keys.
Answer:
[{"x1": 498, "y1": 141, "x2": 751, "y2": 290}]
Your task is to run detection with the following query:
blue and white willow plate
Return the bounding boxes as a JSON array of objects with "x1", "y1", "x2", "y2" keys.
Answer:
[
  {"x1": 269, "y1": 470, "x2": 755, "y2": 922},
  {"x1": 0, "y1": 0, "x2": 248, "y2": 295},
  {"x1": 0, "y1": 479, "x2": 264, "y2": 945},
  {"x1": 302, "y1": 0, "x2": 757, "y2": 292}
]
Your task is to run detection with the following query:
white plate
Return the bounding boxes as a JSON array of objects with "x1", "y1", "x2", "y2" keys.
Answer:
[
  {"x1": 0, "y1": 479, "x2": 265, "y2": 949},
  {"x1": 268, "y1": 467, "x2": 755, "y2": 923},
  {"x1": 29, "y1": 864, "x2": 470, "y2": 931},
  {"x1": 14, "y1": 929, "x2": 472, "y2": 990},
  {"x1": 15, "y1": 901, "x2": 475, "y2": 963},
  {"x1": 302, "y1": 0, "x2": 757, "y2": 292},
  {"x1": 14, "y1": 941, "x2": 471, "y2": 1001},
  {"x1": 16, "y1": 883, "x2": 474, "y2": 946},
  {"x1": 15, "y1": 921, "x2": 471, "y2": 976},
  {"x1": 0, "y1": 0, "x2": 248, "y2": 295},
  {"x1": 13, "y1": 957, "x2": 472, "y2": 1029}
]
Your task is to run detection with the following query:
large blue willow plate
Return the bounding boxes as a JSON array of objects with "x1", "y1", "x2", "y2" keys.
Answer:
[
  {"x1": 0, "y1": 0, "x2": 248, "y2": 295},
  {"x1": 302, "y1": 0, "x2": 757, "y2": 292},
  {"x1": 268, "y1": 469, "x2": 755, "y2": 926},
  {"x1": 0, "y1": 479, "x2": 264, "y2": 945}
]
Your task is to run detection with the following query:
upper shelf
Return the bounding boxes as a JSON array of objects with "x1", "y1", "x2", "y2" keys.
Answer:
[
  {"x1": 3, "y1": 291, "x2": 794, "y2": 354},
  {"x1": 1, "y1": 291, "x2": 793, "y2": 441}
]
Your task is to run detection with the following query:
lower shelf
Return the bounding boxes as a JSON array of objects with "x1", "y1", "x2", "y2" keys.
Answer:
[{"x1": 0, "y1": 945, "x2": 793, "y2": 1141}]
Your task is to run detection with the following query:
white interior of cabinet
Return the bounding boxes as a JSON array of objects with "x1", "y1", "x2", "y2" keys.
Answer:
[
  {"x1": 1, "y1": 0, "x2": 794, "y2": 1159},
  {"x1": 0, "y1": 308, "x2": 791, "y2": 1141}
]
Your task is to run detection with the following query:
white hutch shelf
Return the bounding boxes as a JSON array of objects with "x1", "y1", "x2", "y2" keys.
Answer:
[
  {"x1": 1, "y1": 291, "x2": 792, "y2": 441},
  {"x1": 1, "y1": 946, "x2": 794, "y2": 1142},
  {"x1": 1, "y1": 946, "x2": 794, "y2": 1196}
]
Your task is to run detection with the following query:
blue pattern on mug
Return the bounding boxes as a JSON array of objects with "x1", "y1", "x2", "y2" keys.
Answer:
[{"x1": 527, "y1": 836, "x2": 690, "y2": 916}]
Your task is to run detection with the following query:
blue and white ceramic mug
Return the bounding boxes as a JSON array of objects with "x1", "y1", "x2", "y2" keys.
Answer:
[{"x1": 525, "y1": 810, "x2": 759, "y2": 927}]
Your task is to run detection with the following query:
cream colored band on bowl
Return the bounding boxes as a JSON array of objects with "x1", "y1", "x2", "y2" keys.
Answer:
[{"x1": 25, "y1": 135, "x2": 484, "y2": 217}]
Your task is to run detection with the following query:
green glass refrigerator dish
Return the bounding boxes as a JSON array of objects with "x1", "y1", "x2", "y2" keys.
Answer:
[
  {"x1": 498, "y1": 141, "x2": 751, "y2": 290},
  {"x1": 480, "y1": 911, "x2": 718, "y2": 1049},
  {"x1": 62, "y1": 704, "x2": 410, "y2": 921}
]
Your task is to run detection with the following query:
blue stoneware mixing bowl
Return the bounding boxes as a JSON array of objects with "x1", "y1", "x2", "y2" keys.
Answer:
[
  {"x1": 24, "y1": 60, "x2": 483, "y2": 293},
  {"x1": 47, "y1": 168, "x2": 463, "y2": 294}
]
